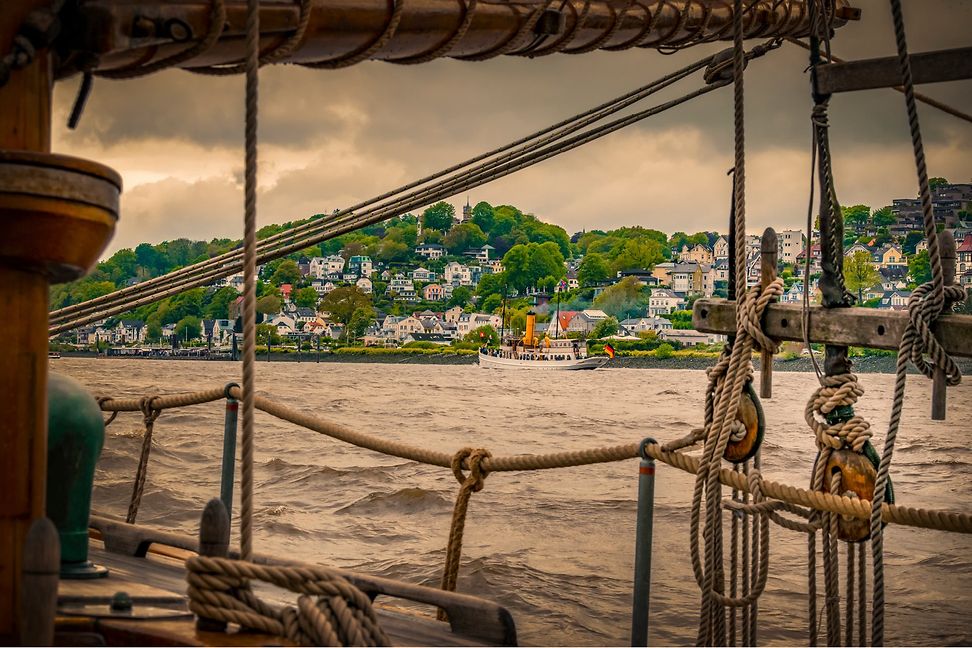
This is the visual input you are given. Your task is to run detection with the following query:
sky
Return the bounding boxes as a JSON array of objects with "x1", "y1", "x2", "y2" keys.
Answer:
[{"x1": 51, "y1": 0, "x2": 972, "y2": 256}]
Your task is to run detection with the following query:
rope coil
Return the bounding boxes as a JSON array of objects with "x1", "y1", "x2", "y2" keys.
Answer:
[{"x1": 186, "y1": 555, "x2": 389, "y2": 646}]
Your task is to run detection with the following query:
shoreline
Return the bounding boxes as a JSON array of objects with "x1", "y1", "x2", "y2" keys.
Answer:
[{"x1": 53, "y1": 351, "x2": 972, "y2": 374}]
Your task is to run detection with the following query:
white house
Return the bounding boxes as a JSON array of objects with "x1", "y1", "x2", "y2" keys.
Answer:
[
  {"x1": 356, "y1": 277, "x2": 373, "y2": 294},
  {"x1": 389, "y1": 274, "x2": 416, "y2": 300},
  {"x1": 443, "y1": 262, "x2": 473, "y2": 286},
  {"x1": 778, "y1": 229, "x2": 806, "y2": 265},
  {"x1": 648, "y1": 289, "x2": 685, "y2": 315},
  {"x1": 411, "y1": 267, "x2": 436, "y2": 282},
  {"x1": 456, "y1": 313, "x2": 502, "y2": 338},
  {"x1": 619, "y1": 316, "x2": 673, "y2": 335},
  {"x1": 415, "y1": 243, "x2": 446, "y2": 260}
]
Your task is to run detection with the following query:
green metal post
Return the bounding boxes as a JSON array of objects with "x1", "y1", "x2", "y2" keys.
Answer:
[
  {"x1": 219, "y1": 383, "x2": 239, "y2": 521},
  {"x1": 46, "y1": 373, "x2": 107, "y2": 578},
  {"x1": 631, "y1": 437, "x2": 657, "y2": 646}
]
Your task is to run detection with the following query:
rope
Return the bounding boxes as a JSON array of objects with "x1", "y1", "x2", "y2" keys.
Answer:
[
  {"x1": 188, "y1": 0, "x2": 314, "y2": 75},
  {"x1": 239, "y1": 0, "x2": 260, "y2": 562},
  {"x1": 869, "y1": 1, "x2": 969, "y2": 642},
  {"x1": 92, "y1": 387, "x2": 972, "y2": 535},
  {"x1": 185, "y1": 555, "x2": 389, "y2": 646},
  {"x1": 126, "y1": 396, "x2": 162, "y2": 524},
  {"x1": 438, "y1": 448, "x2": 491, "y2": 620}
]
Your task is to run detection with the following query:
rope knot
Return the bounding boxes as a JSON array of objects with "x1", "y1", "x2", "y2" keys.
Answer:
[
  {"x1": 902, "y1": 281, "x2": 966, "y2": 386},
  {"x1": 805, "y1": 373, "x2": 872, "y2": 453},
  {"x1": 451, "y1": 447, "x2": 492, "y2": 492},
  {"x1": 139, "y1": 395, "x2": 162, "y2": 425},
  {"x1": 739, "y1": 279, "x2": 785, "y2": 354}
]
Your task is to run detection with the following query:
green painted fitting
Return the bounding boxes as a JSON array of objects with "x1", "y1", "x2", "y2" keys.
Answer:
[{"x1": 46, "y1": 373, "x2": 108, "y2": 579}]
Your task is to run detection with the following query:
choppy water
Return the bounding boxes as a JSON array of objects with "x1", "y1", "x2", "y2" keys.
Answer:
[{"x1": 57, "y1": 358, "x2": 972, "y2": 645}]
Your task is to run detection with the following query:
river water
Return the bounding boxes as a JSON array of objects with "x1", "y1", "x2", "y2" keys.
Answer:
[{"x1": 57, "y1": 358, "x2": 972, "y2": 646}]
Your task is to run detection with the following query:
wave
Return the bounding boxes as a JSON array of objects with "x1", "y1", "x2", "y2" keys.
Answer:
[{"x1": 336, "y1": 487, "x2": 451, "y2": 515}]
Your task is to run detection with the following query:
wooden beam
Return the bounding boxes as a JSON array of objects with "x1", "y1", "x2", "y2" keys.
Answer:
[
  {"x1": 69, "y1": 0, "x2": 852, "y2": 73},
  {"x1": 815, "y1": 46, "x2": 972, "y2": 95},
  {"x1": 759, "y1": 228, "x2": 777, "y2": 398},
  {"x1": 693, "y1": 300, "x2": 972, "y2": 358},
  {"x1": 0, "y1": 2, "x2": 53, "y2": 641}
]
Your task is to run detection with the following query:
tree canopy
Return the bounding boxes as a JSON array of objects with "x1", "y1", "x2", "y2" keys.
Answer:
[{"x1": 422, "y1": 202, "x2": 456, "y2": 231}]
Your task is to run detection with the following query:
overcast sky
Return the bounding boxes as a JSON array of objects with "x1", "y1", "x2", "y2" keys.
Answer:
[{"x1": 52, "y1": 0, "x2": 971, "y2": 256}]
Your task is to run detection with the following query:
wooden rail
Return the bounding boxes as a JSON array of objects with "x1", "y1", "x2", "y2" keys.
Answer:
[{"x1": 693, "y1": 301, "x2": 972, "y2": 358}]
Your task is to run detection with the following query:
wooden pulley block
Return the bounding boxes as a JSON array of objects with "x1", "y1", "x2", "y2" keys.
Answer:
[
  {"x1": 818, "y1": 442, "x2": 892, "y2": 543},
  {"x1": 723, "y1": 381, "x2": 765, "y2": 464}
]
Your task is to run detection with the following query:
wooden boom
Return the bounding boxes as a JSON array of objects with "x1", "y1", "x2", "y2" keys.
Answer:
[{"x1": 65, "y1": 0, "x2": 857, "y2": 76}]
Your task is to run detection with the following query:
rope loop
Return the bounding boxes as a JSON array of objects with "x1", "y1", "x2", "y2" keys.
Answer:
[
  {"x1": 805, "y1": 373, "x2": 872, "y2": 453},
  {"x1": 96, "y1": 396, "x2": 118, "y2": 427},
  {"x1": 185, "y1": 555, "x2": 389, "y2": 647},
  {"x1": 451, "y1": 447, "x2": 492, "y2": 492},
  {"x1": 903, "y1": 281, "x2": 966, "y2": 385},
  {"x1": 127, "y1": 394, "x2": 163, "y2": 524}
]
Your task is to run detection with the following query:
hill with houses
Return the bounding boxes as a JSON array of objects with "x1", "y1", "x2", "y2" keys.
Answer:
[{"x1": 53, "y1": 180, "x2": 972, "y2": 354}]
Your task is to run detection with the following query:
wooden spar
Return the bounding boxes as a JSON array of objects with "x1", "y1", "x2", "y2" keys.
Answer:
[
  {"x1": 0, "y1": 3, "x2": 53, "y2": 640},
  {"x1": 693, "y1": 301, "x2": 972, "y2": 358},
  {"x1": 66, "y1": 0, "x2": 856, "y2": 75},
  {"x1": 759, "y1": 227, "x2": 777, "y2": 399}
]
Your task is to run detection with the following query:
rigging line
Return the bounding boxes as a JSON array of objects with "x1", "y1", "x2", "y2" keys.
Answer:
[
  {"x1": 49, "y1": 53, "x2": 717, "y2": 325},
  {"x1": 785, "y1": 37, "x2": 972, "y2": 126},
  {"x1": 51, "y1": 78, "x2": 733, "y2": 334},
  {"x1": 802, "y1": 107, "x2": 822, "y2": 380},
  {"x1": 239, "y1": 0, "x2": 260, "y2": 562}
]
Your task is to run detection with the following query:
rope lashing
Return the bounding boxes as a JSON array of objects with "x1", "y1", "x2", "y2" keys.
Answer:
[
  {"x1": 185, "y1": 555, "x2": 389, "y2": 646},
  {"x1": 126, "y1": 395, "x2": 162, "y2": 524},
  {"x1": 96, "y1": 396, "x2": 118, "y2": 427},
  {"x1": 438, "y1": 448, "x2": 492, "y2": 621},
  {"x1": 805, "y1": 374, "x2": 872, "y2": 454}
]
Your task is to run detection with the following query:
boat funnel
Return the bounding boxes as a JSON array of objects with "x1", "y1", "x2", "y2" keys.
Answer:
[
  {"x1": 46, "y1": 373, "x2": 107, "y2": 579},
  {"x1": 524, "y1": 311, "x2": 536, "y2": 347}
]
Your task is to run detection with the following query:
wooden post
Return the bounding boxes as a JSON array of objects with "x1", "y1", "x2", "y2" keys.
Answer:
[
  {"x1": 0, "y1": 4, "x2": 52, "y2": 641},
  {"x1": 759, "y1": 228, "x2": 778, "y2": 399},
  {"x1": 196, "y1": 498, "x2": 230, "y2": 633},
  {"x1": 932, "y1": 231, "x2": 957, "y2": 421},
  {"x1": 19, "y1": 518, "x2": 59, "y2": 646}
]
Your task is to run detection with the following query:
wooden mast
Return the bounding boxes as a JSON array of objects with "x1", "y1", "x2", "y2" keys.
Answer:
[
  {"x1": 0, "y1": 5, "x2": 120, "y2": 641},
  {"x1": 0, "y1": 3, "x2": 54, "y2": 640}
]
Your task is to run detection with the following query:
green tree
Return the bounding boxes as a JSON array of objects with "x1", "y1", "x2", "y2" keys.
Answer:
[
  {"x1": 295, "y1": 287, "x2": 319, "y2": 309},
  {"x1": 422, "y1": 201, "x2": 456, "y2": 231},
  {"x1": 594, "y1": 276, "x2": 648, "y2": 320},
  {"x1": 577, "y1": 252, "x2": 611, "y2": 286},
  {"x1": 872, "y1": 206, "x2": 895, "y2": 228},
  {"x1": 270, "y1": 259, "x2": 301, "y2": 286},
  {"x1": 843, "y1": 250, "x2": 880, "y2": 303},
  {"x1": 909, "y1": 249, "x2": 931, "y2": 284},
  {"x1": 145, "y1": 316, "x2": 163, "y2": 343},
  {"x1": 205, "y1": 286, "x2": 239, "y2": 320},
  {"x1": 842, "y1": 204, "x2": 870, "y2": 233},
  {"x1": 256, "y1": 294, "x2": 282, "y2": 314},
  {"x1": 444, "y1": 222, "x2": 487, "y2": 255},
  {"x1": 175, "y1": 315, "x2": 201, "y2": 342},
  {"x1": 448, "y1": 285, "x2": 473, "y2": 308},
  {"x1": 463, "y1": 325, "x2": 499, "y2": 346},
  {"x1": 590, "y1": 316, "x2": 619, "y2": 339},
  {"x1": 655, "y1": 343, "x2": 675, "y2": 359},
  {"x1": 256, "y1": 323, "x2": 282, "y2": 346},
  {"x1": 319, "y1": 286, "x2": 374, "y2": 340},
  {"x1": 471, "y1": 201, "x2": 495, "y2": 233},
  {"x1": 480, "y1": 293, "x2": 503, "y2": 313},
  {"x1": 612, "y1": 238, "x2": 665, "y2": 273},
  {"x1": 929, "y1": 177, "x2": 949, "y2": 191}
]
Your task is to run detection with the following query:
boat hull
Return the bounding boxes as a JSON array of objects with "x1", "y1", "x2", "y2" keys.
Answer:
[{"x1": 478, "y1": 352, "x2": 607, "y2": 370}]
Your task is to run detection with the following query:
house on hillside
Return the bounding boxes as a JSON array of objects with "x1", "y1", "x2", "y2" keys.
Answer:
[
  {"x1": 415, "y1": 243, "x2": 446, "y2": 260},
  {"x1": 423, "y1": 283, "x2": 444, "y2": 301},
  {"x1": 114, "y1": 320, "x2": 146, "y2": 344},
  {"x1": 648, "y1": 289, "x2": 684, "y2": 316},
  {"x1": 411, "y1": 267, "x2": 436, "y2": 282},
  {"x1": 356, "y1": 277, "x2": 373, "y2": 294},
  {"x1": 619, "y1": 316, "x2": 672, "y2": 335}
]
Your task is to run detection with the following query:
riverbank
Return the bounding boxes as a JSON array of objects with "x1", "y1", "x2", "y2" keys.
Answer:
[{"x1": 54, "y1": 350, "x2": 972, "y2": 374}]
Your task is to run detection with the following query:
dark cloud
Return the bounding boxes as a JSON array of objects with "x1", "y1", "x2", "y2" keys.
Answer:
[{"x1": 50, "y1": 0, "x2": 971, "y2": 254}]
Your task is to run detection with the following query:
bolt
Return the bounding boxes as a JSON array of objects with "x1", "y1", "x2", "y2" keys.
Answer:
[{"x1": 110, "y1": 591, "x2": 133, "y2": 612}]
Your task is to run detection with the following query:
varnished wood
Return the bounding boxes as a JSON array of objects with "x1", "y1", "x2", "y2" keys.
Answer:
[
  {"x1": 20, "y1": 518, "x2": 60, "y2": 646},
  {"x1": 723, "y1": 388, "x2": 761, "y2": 464},
  {"x1": 759, "y1": 227, "x2": 778, "y2": 399},
  {"x1": 0, "y1": 2, "x2": 55, "y2": 639},
  {"x1": 693, "y1": 301, "x2": 972, "y2": 357},
  {"x1": 823, "y1": 449, "x2": 875, "y2": 542},
  {"x1": 69, "y1": 0, "x2": 850, "y2": 74}
]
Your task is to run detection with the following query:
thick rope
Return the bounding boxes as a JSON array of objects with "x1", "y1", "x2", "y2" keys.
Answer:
[
  {"x1": 186, "y1": 555, "x2": 389, "y2": 646},
  {"x1": 437, "y1": 448, "x2": 491, "y2": 621},
  {"x1": 126, "y1": 396, "x2": 161, "y2": 524},
  {"x1": 93, "y1": 388, "x2": 972, "y2": 534},
  {"x1": 870, "y1": 1, "x2": 969, "y2": 643},
  {"x1": 239, "y1": 0, "x2": 260, "y2": 562}
]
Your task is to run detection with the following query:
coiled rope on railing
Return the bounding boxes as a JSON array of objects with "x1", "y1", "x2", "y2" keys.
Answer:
[{"x1": 186, "y1": 555, "x2": 389, "y2": 646}]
